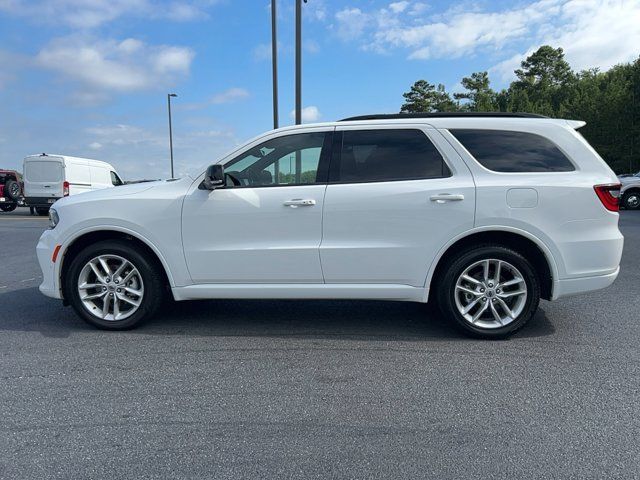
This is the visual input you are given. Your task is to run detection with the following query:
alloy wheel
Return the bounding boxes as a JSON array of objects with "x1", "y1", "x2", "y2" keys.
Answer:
[
  {"x1": 454, "y1": 258, "x2": 528, "y2": 329},
  {"x1": 77, "y1": 254, "x2": 144, "y2": 321}
]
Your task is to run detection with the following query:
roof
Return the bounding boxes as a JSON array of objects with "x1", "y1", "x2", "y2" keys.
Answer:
[
  {"x1": 23, "y1": 153, "x2": 117, "y2": 169},
  {"x1": 340, "y1": 112, "x2": 548, "y2": 121}
]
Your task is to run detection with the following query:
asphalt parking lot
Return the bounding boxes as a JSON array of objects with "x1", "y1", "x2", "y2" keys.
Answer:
[{"x1": 1, "y1": 208, "x2": 639, "y2": 479}]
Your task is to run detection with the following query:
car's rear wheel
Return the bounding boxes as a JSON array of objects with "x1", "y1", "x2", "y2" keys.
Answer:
[
  {"x1": 623, "y1": 191, "x2": 640, "y2": 210},
  {"x1": 0, "y1": 203, "x2": 17, "y2": 212},
  {"x1": 64, "y1": 240, "x2": 164, "y2": 329},
  {"x1": 437, "y1": 245, "x2": 541, "y2": 339}
]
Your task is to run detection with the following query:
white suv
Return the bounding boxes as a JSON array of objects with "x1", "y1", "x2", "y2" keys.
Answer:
[{"x1": 36, "y1": 113, "x2": 624, "y2": 338}]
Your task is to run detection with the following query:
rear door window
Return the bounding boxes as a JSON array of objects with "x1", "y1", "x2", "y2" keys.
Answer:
[
  {"x1": 330, "y1": 129, "x2": 451, "y2": 183},
  {"x1": 25, "y1": 161, "x2": 63, "y2": 182},
  {"x1": 450, "y1": 129, "x2": 575, "y2": 172}
]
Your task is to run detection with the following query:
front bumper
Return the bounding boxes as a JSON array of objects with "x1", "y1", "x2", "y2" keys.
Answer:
[{"x1": 37, "y1": 229, "x2": 62, "y2": 299}]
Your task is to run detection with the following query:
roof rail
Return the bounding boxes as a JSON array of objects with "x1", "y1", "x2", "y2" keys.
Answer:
[{"x1": 339, "y1": 112, "x2": 548, "y2": 121}]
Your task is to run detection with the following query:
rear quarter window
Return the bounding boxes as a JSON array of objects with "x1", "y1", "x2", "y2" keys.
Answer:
[{"x1": 450, "y1": 129, "x2": 575, "y2": 173}]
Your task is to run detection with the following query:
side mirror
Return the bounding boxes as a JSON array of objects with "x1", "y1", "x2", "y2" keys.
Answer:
[{"x1": 200, "y1": 164, "x2": 225, "y2": 190}]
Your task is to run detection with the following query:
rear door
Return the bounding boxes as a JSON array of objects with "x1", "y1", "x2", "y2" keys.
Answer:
[
  {"x1": 23, "y1": 157, "x2": 65, "y2": 199},
  {"x1": 319, "y1": 125, "x2": 476, "y2": 287}
]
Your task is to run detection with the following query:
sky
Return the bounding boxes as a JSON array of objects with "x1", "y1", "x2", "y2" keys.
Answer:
[{"x1": 1, "y1": 0, "x2": 639, "y2": 179}]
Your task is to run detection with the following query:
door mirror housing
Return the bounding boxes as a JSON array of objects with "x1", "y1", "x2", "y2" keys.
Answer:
[{"x1": 200, "y1": 164, "x2": 225, "y2": 190}]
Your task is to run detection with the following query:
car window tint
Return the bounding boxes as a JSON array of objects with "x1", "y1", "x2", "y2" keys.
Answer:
[
  {"x1": 450, "y1": 129, "x2": 575, "y2": 172},
  {"x1": 335, "y1": 129, "x2": 450, "y2": 183},
  {"x1": 225, "y1": 132, "x2": 327, "y2": 187}
]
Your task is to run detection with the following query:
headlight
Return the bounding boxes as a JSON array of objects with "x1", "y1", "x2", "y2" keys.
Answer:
[{"x1": 49, "y1": 208, "x2": 59, "y2": 229}]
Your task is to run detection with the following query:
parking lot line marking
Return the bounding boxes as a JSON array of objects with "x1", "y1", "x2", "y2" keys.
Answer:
[{"x1": 20, "y1": 278, "x2": 36, "y2": 283}]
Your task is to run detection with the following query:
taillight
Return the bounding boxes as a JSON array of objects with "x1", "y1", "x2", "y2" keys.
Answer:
[
  {"x1": 63, "y1": 181, "x2": 69, "y2": 197},
  {"x1": 594, "y1": 184, "x2": 621, "y2": 212}
]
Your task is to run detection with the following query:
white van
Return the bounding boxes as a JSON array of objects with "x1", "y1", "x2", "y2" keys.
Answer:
[{"x1": 23, "y1": 154, "x2": 123, "y2": 214}]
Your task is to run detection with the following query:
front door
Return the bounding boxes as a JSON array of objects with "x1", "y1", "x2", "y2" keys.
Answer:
[
  {"x1": 320, "y1": 126, "x2": 476, "y2": 287},
  {"x1": 182, "y1": 129, "x2": 333, "y2": 284}
]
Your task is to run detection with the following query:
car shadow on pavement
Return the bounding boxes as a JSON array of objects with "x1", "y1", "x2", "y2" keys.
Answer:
[{"x1": 0, "y1": 287, "x2": 555, "y2": 341}]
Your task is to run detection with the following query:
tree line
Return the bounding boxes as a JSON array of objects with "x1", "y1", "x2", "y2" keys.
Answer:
[{"x1": 400, "y1": 46, "x2": 640, "y2": 174}]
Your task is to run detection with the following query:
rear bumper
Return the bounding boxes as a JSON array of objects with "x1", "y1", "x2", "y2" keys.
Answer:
[
  {"x1": 552, "y1": 267, "x2": 619, "y2": 300},
  {"x1": 24, "y1": 197, "x2": 59, "y2": 207}
]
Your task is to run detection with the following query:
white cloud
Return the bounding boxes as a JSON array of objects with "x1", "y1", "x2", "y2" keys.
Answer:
[
  {"x1": 290, "y1": 106, "x2": 321, "y2": 123},
  {"x1": 489, "y1": 0, "x2": 640, "y2": 81},
  {"x1": 35, "y1": 36, "x2": 195, "y2": 93},
  {"x1": 389, "y1": 2, "x2": 409, "y2": 14},
  {"x1": 0, "y1": 0, "x2": 219, "y2": 28},
  {"x1": 334, "y1": 8, "x2": 369, "y2": 40},
  {"x1": 211, "y1": 87, "x2": 250, "y2": 104},
  {"x1": 83, "y1": 121, "x2": 238, "y2": 179},
  {"x1": 331, "y1": 0, "x2": 640, "y2": 83}
]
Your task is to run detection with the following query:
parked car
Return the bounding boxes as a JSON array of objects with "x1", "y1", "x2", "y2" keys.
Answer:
[
  {"x1": 36, "y1": 113, "x2": 624, "y2": 338},
  {"x1": 619, "y1": 173, "x2": 640, "y2": 210},
  {"x1": 0, "y1": 169, "x2": 23, "y2": 212},
  {"x1": 23, "y1": 154, "x2": 123, "y2": 215}
]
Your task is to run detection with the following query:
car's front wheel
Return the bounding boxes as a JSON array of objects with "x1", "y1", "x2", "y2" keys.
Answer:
[
  {"x1": 437, "y1": 245, "x2": 541, "y2": 339},
  {"x1": 64, "y1": 240, "x2": 164, "y2": 329}
]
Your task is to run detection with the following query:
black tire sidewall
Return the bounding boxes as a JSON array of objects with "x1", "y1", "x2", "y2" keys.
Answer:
[
  {"x1": 0, "y1": 203, "x2": 17, "y2": 212},
  {"x1": 64, "y1": 240, "x2": 164, "y2": 330},
  {"x1": 438, "y1": 246, "x2": 541, "y2": 339}
]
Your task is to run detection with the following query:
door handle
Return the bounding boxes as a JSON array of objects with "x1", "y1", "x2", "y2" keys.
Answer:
[
  {"x1": 430, "y1": 193, "x2": 465, "y2": 204},
  {"x1": 283, "y1": 198, "x2": 316, "y2": 207}
]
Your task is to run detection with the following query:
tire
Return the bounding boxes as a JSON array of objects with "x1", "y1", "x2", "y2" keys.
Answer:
[
  {"x1": 63, "y1": 240, "x2": 165, "y2": 330},
  {"x1": 5, "y1": 179, "x2": 21, "y2": 200},
  {"x1": 622, "y1": 191, "x2": 640, "y2": 210},
  {"x1": 35, "y1": 207, "x2": 50, "y2": 216},
  {"x1": 436, "y1": 245, "x2": 541, "y2": 339},
  {"x1": 0, "y1": 203, "x2": 17, "y2": 212}
]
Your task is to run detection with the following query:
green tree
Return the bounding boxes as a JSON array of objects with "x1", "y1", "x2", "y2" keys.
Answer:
[
  {"x1": 454, "y1": 71, "x2": 497, "y2": 111},
  {"x1": 511, "y1": 45, "x2": 575, "y2": 115},
  {"x1": 401, "y1": 80, "x2": 458, "y2": 113}
]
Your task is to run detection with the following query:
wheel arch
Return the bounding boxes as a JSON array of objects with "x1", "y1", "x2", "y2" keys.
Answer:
[
  {"x1": 59, "y1": 227, "x2": 174, "y2": 301},
  {"x1": 426, "y1": 227, "x2": 558, "y2": 301}
]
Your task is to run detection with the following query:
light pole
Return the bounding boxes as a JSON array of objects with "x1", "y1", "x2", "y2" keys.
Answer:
[
  {"x1": 167, "y1": 93, "x2": 177, "y2": 178},
  {"x1": 271, "y1": 0, "x2": 279, "y2": 129}
]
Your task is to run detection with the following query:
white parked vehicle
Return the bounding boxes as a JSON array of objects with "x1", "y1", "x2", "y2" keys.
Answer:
[
  {"x1": 23, "y1": 154, "x2": 123, "y2": 215},
  {"x1": 36, "y1": 113, "x2": 624, "y2": 338}
]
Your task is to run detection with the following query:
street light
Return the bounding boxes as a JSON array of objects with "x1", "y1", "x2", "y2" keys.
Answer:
[{"x1": 167, "y1": 93, "x2": 177, "y2": 178}]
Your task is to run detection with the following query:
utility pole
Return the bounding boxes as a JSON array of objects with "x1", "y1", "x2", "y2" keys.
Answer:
[
  {"x1": 271, "y1": 0, "x2": 279, "y2": 130},
  {"x1": 167, "y1": 93, "x2": 177, "y2": 178}
]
